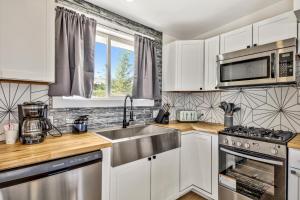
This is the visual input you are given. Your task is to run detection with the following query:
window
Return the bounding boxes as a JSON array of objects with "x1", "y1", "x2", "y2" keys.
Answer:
[{"x1": 93, "y1": 31, "x2": 134, "y2": 98}]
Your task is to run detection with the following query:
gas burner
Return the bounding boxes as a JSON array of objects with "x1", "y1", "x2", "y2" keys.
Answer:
[{"x1": 221, "y1": 126, "x2": 296, "y2": 144}]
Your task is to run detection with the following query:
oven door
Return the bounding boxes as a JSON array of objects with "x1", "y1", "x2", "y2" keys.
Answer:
[
  {"x1": 219, "y1": 146, "x2": 286, "y2": 200},
  {"x1": 217, "y1": 51, "x2": 277, "y2": 87}
]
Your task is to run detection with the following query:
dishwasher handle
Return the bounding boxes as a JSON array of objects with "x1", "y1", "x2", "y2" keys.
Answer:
[{"x1": 0, "y1": 151, "x2": 102, "y2": 187}]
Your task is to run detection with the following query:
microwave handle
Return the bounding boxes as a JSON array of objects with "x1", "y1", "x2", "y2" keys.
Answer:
[
  {"x1": 220, "y1": 147, "x2": 283, "y2": 166},
  {"x1": 271, "y1": 52, "x2": 276, "y2": 78}
]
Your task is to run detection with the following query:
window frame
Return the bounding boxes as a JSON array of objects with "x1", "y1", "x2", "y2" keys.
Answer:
[{"x1": 94, "y1": 31, "x2": 134, "y2": 99}]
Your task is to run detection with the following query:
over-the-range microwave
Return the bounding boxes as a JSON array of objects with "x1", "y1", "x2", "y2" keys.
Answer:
[{"x1": 217, "y1": 38, "x2": 298, "y2": 88}]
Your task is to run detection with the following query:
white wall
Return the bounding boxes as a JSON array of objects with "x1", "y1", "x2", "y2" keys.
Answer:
[
  {"x1": 163, "y1": 33, "x2": 177, "y2": 44},
  {"x1": 194, "y1": 0, "x2": 293, "y2": 39}
]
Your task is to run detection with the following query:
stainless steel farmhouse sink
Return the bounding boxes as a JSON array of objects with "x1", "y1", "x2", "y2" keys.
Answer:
[{"x1": 96, "y1": 125, "x2": 180, "y2": 167}]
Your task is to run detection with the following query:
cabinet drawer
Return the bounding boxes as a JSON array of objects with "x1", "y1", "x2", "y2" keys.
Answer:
[{"x1": 289, "y1": 148, "x2": 300, "y2": 169}]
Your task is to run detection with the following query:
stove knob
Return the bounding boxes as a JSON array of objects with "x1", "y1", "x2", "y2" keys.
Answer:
[
  {"x1": 271, "y1": 148, "x2": 278, "y2": 155},
  {"x1": 224, "y1": 138, "x2": 229, "y2": 144},
  {"x1": 244, "y1": 143, "x2": 250, "y2": 149},
  {"x1": 236, "y1": 142, "x2": 242, "y2": 147},
  {"x1": 232, "y1": 141, "x2": 236, "y2": 145}
]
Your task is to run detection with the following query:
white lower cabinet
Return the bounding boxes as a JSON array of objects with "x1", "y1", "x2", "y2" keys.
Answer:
[
  {"x1": 289, "y1": 148, "x2": 300, "y2": 200},
  {"x1": 151, "y1": 149, "x2": 180, "y2": 200},
  {"x1": 110, "y1": 149, "x2": 180, "y2": 200},
  {"x1": 110, "y1": 157, "x2": 151, "y2": 200},
  {"x1": 288, "y1": 167, "x2": 300, "y2": 200},
  {"x1": 180, "y1": 131, "x2": 218, "y2": 200}
]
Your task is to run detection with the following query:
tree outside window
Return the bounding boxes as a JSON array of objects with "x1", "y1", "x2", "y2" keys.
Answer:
[{"x1": 93, "y1": 32, "x2": 134, "y2": 98}]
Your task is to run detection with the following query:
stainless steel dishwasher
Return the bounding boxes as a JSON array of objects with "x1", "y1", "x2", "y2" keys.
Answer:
[{"x1": 0, "y1": 151, "x2": 102, "y2": 200}]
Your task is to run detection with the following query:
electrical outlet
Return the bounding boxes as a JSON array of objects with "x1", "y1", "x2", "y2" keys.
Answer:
[{"x1": 153, "y1": 110, "x2": 159, "y2": 118}]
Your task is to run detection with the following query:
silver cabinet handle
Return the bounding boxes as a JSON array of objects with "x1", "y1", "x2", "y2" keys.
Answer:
[{"x1": 220, "y1": 147, "x2": 283, "y2": 166}]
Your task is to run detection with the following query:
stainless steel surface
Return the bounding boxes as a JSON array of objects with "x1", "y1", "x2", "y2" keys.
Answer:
[
  {"x1": 0, "y1": 151, "x2": 102, "y2": 200},
  {"x1": 97, "y1": 125, "x2": 180, "y2": 167},
  {"x1": 219, "y1": 134, "x2": 287, "y2": 158},
  {"x1": 220, "y1": 147, "x2": 283, "y2": 166},
  {"x1": 219, "y1": 185, "x2": 253, "y2": 200},
  {"x1": 217, "y1": 38, "x2": 297, "y2": 61},
  {"x1": 217, "y1": 38, "x2": 297, "y2": 88}
]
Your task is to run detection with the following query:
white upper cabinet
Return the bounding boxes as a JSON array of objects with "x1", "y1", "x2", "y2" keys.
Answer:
[
  {"x1": 162, "y1": 42, "x2": 177, "y2": 91},
  {"x1": 253, "y1": 12, "x2": 297, "y2": 46},
  {"x1": 162, "y1": 40, "x2": 205, "y2": 91},
  {"x1": 295, "y1": 0, "x2": 300, "y2": 10},
  {"x1": 204, "y1": 36, "x2": 220, "y2": 90},
  {"x1": 177, "y1": 40, "x2": 204, "y2": 91},
  {"x1": 0, "y1": 0, "x2": 55, "y2": 83},
  {"x1": 220, "y1": 25, "x2": 252, "y2": 54}
]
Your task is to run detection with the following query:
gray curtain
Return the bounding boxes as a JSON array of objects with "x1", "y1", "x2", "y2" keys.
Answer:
[
  {"x1": 132, "y1": 35, "x2": 159, "y2": 100},
  {"x1": 48, "y1": 7, "x2": 97, "y2": 98}
]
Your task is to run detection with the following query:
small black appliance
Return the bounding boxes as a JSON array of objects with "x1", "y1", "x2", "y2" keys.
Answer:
[
  {"x1": 155, "y1": 104, "x2": 170, "y2": 124},
  {"x1": 72, "y1": 115, "x2": 88, "y2": 133}
]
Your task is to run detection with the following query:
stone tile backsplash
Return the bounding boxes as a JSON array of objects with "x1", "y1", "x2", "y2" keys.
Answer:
[
  {"x1": 0, "y1": 82, "x2": 155, "y2": 141},
  {"x1": 163, "y1": 86, "x2": 300, "y2": 132}
]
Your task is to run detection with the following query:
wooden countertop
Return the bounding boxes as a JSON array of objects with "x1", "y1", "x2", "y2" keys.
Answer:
[
  {"x1": 0, "y1": 132, "x2": 111, "y2": 172},
  {"x1": 156, "y1": 121, "x2": 224, "y2": 134},
  {"x1": 288, "y1": 134, "x2": 300, "y2": 149}
]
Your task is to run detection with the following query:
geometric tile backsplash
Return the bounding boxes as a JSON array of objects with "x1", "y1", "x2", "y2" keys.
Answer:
[
  {"x1": 163, "y1": 86, "x2": 300, "y2": 133},
  {"x1": 0, "y1": 82, "x2": 49, "y2": 140}
]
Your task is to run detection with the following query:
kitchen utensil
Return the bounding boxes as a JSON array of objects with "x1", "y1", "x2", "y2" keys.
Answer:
[
  {"x1": 232, "y1": 107, "x2": 241, "y2": 114},
  {"x1": 155, "y1": 104, "x2": 170, "y2": 124},
  {"x1": 224, "y1": 115, "x2": 233, "y2": 127}
]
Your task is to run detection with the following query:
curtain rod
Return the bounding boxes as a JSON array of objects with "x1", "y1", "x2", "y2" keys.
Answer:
[{"x1": 56, "y1": 0, "x2": 155, "y2": 41}]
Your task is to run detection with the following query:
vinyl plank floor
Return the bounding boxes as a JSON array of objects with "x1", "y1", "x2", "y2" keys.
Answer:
[{"x1": 177, "y1": 192, "x2": 206, "y2": 200}]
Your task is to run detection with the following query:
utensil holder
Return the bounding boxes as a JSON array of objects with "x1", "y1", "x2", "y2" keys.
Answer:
[{"x1": 224, "y1": 115, "x2": 233, "y2": 127}]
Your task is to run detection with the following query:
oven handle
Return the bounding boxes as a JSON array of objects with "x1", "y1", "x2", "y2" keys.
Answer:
[{"x1": 220, "y1": 147, "x2": 283, "y2": 166}]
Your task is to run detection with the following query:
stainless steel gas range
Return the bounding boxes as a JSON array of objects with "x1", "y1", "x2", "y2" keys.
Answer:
[{"x1": 218, "y1": 126, "x2": 296, "y2": 200}]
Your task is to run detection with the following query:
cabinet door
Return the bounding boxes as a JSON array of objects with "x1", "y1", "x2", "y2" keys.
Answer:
[
  {"x1": 177, "y1": 41, "x2": 204, "y2": 90},
  {"x1": 180, "y1": 132, "x2": 213, "y2": 193},
  {"x1": 162, "y1": 42, "x2": 177, "y2": 91},
  {"x1": 0, "y1": 0, "x2": 55, "y2": 82},
  {"x1": 288, "y1": 168, "x2": 300, "y2": 200},
  {"x1": 220, "y1": 25, "x2": 252, "y2": 54},
  {"x1": 151, "y1": 149, "x2": 180, "y2": 200},
  {"x1": 204, "y1": 36, "x2": 220, "y2": 90},
  {"x1": 253, "y1": 12, "x2": 297, "y2": 46},
  {"x1": 193, "y1": 133, "x2": 212, "y2": 193},
  {"x1": 295, "y1": 0, "x2": 300, "y2": 11},
  {"x1": 180, "y1": 133, "x2": 196, "y2": 191},
  {"x1": 110, "y1": 158, "x2": 151, "y2": 200}
]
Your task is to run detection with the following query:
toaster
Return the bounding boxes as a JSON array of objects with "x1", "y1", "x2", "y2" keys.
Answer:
[{"x1": 176, "y1": 110, "x2": 199, "y2": 122}]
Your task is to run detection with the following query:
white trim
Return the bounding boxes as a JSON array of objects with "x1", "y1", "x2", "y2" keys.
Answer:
[{"x1": 52, "y1": 97, "x2": 155, "y2": 108}]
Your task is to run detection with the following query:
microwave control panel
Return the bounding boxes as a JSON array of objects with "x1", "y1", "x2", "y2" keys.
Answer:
[{"x1": 279, "y1": 51, "x2": 294, "y2": 77}]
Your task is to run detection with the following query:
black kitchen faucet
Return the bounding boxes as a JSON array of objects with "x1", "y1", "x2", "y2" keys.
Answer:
[{"x1": 123, "y1": 95, "x2": 134, "y2": 128}]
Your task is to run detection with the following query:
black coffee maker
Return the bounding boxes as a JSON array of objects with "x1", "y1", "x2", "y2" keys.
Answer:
[{"x1": 18, "y1": 102, "x2": 52, "y2": 144}]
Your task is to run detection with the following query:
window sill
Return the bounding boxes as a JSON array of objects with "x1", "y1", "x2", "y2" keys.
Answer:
[{"x1": 52, "y1": 97, "x2": 155, "y2": 108}]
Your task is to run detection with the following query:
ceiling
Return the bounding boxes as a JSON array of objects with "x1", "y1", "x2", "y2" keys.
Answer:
[{"x1": 86, "y1": 0, "x2": 283, "y2": 39}]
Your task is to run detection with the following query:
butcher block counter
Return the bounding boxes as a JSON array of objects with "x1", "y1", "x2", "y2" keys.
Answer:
[
  {"x1": 156, "y1": 121, "x2": 224, "y2": 134},
  {"x1": 0, "y1": 132, "x2": 111, "y2": 171},
  {"x1": 288, "y1": 134, "x2": 300, "y2": 149}
]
